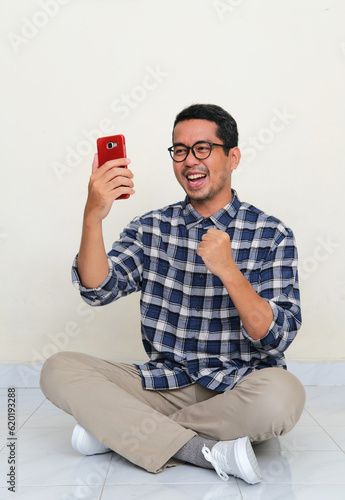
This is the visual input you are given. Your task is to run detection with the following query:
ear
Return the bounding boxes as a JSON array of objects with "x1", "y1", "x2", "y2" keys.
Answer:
[{"x1": 229, "y1": 147, "x2": 241, "y2": 172}]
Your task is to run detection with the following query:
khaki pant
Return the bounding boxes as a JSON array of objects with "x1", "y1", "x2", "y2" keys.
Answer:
[{"x1": 40, "y1": 352, "x2": 306, "y2": 473}]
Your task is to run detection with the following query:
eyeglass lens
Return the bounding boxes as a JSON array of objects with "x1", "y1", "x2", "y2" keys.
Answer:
[{"x1": 172, "y1": 142, "x2": 212, "y2": 161}]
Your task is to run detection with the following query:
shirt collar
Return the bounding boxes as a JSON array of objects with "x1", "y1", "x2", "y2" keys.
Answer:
[{"x1": 182, "y1": 189, "x2": 241, "y2": 230}]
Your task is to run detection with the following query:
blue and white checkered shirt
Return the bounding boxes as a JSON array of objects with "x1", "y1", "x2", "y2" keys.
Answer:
[{"x1": 72, "y1": 190, "x2": 301, "y2": 392}]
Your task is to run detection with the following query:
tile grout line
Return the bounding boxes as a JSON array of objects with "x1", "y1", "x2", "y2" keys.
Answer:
[
  {"x1": 316, "y1": 423, "x2": 345, "y2": 453},
  {"x1": 303, "y1": 406, "x2": 345, "y2": 453},
  {"x1": 0, "y1": 395, "x2": 44, "y2": 453},
  {"x1": 99, "y1": 452, "x2": 114, "y2": 498},
  {"x1": 235, "y1": 477, "x2": 245, "y2": 499}
]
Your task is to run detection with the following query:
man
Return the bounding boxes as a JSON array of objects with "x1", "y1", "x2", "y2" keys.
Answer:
[{"x1": 40, "y1": 104, "x2": 305, "y2": 485}]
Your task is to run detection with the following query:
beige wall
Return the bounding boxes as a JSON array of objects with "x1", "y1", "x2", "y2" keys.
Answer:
[{"x1": 1, "y1": 0, "x2": 344, "y2": 365}]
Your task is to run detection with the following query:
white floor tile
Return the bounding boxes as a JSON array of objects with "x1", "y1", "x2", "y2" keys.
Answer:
[
  {"x1": 0, "y1": 437, "x2": 7, "y2": 454},
  {"x1": 239, "y1": 483, "x2": 345, "y2": 500},
  {"x1": 0, "y1": 363, "x2": 41, "y2": 389},
  {"x1": 15, "y1": 427, "x2": 75, "y2": 453},
  {"x1": 323, "y1": 425, "x2": 345, "y2": 451},
  {"x1": 256, "y1": 450, "x2": 345, "y2": 484},
  {"x1": 0, "y1": 485, "x2": 103, "y2": 500},
  {"x1": 10, "y1": 389, "x2": 45, "y2": 410},
  {"x1": 0, "y1": 452, "x2": 111, "y2": 487},
  {"x1": 23, "y1": 408, "x2": 77, "y2": 428},
  {"x1": 102, "y1": 482, "x2": 241, "y2": 500},
  {"x1": 296, "y1": 409, "x2": 319, "y2": 426},
  {"x1": 305, "y1": 386, "x2": 345, "y2": 404},
  {"x1": 254, "y1": 425, "x2": 340, "y2": 452},
  {"x1": 306, "y1": 409, "x2": 345, "y2": 426},
  {"x1": 305, "y1": 386, "x2": 345, "y2": 425},
  {"x1": 105, "y1": 453, "x2": 229, "y2": 485},
  {"x1": 37, "y1": 399, "x2": 60, "y2": 410},
  {"x1": 0, "y1": 411, "x2": 46, "y2": 438}
]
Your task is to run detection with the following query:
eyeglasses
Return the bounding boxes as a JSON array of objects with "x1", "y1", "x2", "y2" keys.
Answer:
[{"x1": 167, "y1": 141, "x2": 232, "y2": 162}]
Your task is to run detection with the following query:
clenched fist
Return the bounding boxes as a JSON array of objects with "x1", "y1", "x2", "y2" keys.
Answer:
[{"x1": 196, "y1": 228, "x2": 235, "y2": 279}]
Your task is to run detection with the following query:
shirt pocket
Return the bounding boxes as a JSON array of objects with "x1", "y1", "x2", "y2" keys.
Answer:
[{"x1": 142, "y1": 257, "x2": 185, "y2": 305}]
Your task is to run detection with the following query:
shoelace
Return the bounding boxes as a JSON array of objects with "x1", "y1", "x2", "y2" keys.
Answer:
[{"x1": 202, "y1": 445, "x2": 229, "y2": 482}]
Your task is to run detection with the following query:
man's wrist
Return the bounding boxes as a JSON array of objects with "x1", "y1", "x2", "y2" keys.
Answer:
[
  {"x1": 218, "y1": 259, "x2": 238, "y2": 287},
  {"x1": 83, "y1": 209, "x2": 103, "y2": 230}
]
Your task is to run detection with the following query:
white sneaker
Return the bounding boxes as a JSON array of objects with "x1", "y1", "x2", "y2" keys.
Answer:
[
  {"x1": 202, "y1": 436, "x2": 261, "y2": 484},
  {"x1": 71, "y1": 423, "x2": 111, "y2": 456}
]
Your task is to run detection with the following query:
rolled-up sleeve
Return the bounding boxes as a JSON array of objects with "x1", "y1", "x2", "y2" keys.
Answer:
[
  {"x1": 241, "y1": 228, "x2": 301, "y2": 354},
  {"x1": 71, "y1": 217, "x2": 144, "y2": 306}
]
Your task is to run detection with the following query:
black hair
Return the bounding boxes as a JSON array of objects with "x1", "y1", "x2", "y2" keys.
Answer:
[{"x1": 173, "y1": 104, "x2": 238, "y2": 155}]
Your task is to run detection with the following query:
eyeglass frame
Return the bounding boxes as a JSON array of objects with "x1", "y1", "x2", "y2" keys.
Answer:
[{"x1": 167, "y1": 140, "x2": 233, "y2": 162}]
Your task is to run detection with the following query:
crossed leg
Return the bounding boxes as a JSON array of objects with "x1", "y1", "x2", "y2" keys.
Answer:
[{"x1": 40, "y1": 351, "x2": 305, "y2": 473}]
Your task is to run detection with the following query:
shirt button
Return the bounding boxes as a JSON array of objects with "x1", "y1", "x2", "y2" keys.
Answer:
[
  {"x1": 195, "y1": 307, "x2": 201, "y2": 312},
  {"x1": 199, "y1": 274, "x2": 204, "y2": 280}
]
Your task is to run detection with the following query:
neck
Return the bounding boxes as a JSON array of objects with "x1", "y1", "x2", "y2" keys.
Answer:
[{"x1": 190, "y1": 192, "x2": 233, "y2": 218}]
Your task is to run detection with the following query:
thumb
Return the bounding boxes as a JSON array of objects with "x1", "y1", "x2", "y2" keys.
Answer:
[{"x1": 92, "y1": 153, "x2": 99, "y2": 173}]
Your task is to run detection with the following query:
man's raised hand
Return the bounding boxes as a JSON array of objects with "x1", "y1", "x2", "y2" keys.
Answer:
[{"x1": 84, "y1": 154, "x2": 135, "y2": 223}]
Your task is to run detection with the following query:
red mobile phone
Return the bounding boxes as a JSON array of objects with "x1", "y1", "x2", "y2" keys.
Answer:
[{"x1": 96, "y1": 134, "x2": 129, "y2": 200}]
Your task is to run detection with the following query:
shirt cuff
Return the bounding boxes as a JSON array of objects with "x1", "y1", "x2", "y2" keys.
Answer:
[
  {"x1": 71, "y1": 255, "x2": 115, "y2": 298},
  {"x1": 241, "y1": 300, "x2": 282, "y2": 350}
]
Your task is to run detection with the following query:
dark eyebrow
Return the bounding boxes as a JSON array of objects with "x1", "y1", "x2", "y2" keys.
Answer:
[{"x1": 173, "y1": 140, "x2": 211, "y2": 147}]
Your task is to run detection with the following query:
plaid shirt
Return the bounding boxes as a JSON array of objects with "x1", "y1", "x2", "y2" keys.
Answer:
[{"x1": 72, "y1": 190, "x2": 301, "y2": 392}]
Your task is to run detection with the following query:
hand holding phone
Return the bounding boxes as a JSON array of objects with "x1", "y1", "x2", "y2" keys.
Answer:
[
  {"x1": 84, "y1": 134, "x2": 134, "y2": 224},
  {"x1": 97, "y1": 134, "x2": 130, "y2": 200}
]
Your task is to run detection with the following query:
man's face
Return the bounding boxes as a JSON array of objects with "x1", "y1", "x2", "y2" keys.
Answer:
[{"x1": 172, "y1": 119, "x2": 240, "y2": 215}]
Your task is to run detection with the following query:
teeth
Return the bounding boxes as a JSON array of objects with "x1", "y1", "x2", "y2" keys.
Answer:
[{"x1": 188, "y1": 174, "x2": 206, "y2": 180}]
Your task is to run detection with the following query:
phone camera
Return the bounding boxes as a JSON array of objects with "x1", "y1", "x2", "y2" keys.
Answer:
[{"x1": 107, "y1": 142, "x2": 118, "y2": 149}]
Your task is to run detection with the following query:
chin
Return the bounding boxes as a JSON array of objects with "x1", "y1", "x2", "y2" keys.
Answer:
[{"x1": 188, "y1": 192, "x2": 212, "y2": 203}]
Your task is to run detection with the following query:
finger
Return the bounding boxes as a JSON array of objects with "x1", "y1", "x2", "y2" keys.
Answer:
[
  {"x1": 99, "y1": 157, "x2": 131, "y2": 170},
  {"x1": 102, "y1": 167, "x2": 134, "y2": 185},
  {"x1": 92, "y1": 153, "x2": 99, "y2": 173},
  {"x1": 201, "y1": 232, "x2": 214, "y2": 241},
  {"x1": 110, "y1": 175, "x2": 135, "y2": 192},
  {"x1": 197, "y1": 242, "x2": 207, "y2": 253},
  {"x1": 113, "y1": 185, "x2": 136, "y2": 200}
]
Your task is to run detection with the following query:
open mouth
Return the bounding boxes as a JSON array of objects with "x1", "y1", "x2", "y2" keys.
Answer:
[{"x1": 186, "y1": 173, "x2": 207, "y2": 186}]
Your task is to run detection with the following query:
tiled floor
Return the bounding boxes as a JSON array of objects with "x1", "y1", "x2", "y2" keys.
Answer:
[{"x1": 1, "y1": 386, "x2": 345, "y2": 499}]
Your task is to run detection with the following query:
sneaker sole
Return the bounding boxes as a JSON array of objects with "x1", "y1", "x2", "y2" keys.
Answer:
[{"x1": 234, "y1": 437, "x2": 261, "y2": 484}]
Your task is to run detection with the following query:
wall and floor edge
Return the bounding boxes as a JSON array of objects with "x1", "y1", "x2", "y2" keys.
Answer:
[{"x1": 0, "y1": 361, "x2": 344, "y2": 388}]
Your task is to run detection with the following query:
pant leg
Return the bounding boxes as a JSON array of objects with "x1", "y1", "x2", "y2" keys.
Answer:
[
  {"x1": 41, "y1": 354, "x2": 305, "y2": 472},
  {"x1": 40, "y1": 351, "x2": 197, "y2": 473},
  {"x1": 169, "y1": 368, "x2": 306, "y2": 443}
]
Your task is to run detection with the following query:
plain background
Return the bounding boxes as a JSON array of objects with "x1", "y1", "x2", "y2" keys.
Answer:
[{"x1": 1, "y1": 0, "x2": 344, "y2": 367}]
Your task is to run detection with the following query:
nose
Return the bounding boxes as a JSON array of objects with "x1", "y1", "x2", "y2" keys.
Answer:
[{"x1": 184, "y1": 147, "x2": 200, "y2": 167}]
